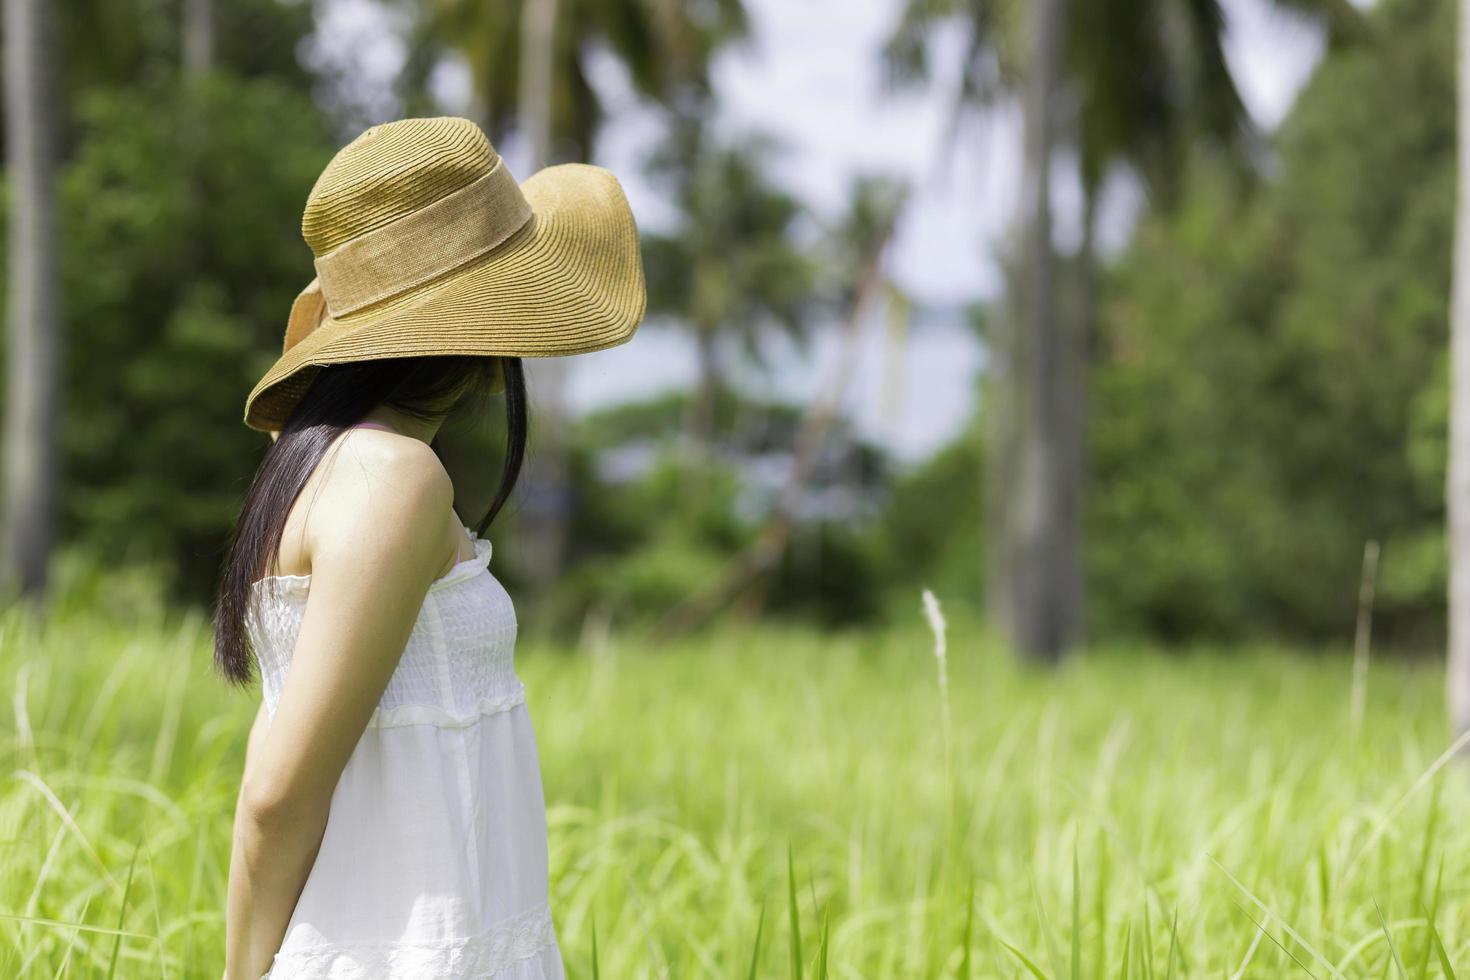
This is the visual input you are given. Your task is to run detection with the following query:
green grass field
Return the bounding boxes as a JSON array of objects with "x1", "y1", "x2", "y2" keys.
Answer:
[{"x1": 2, "y1": 573, "x2": 1468, "y2": 977}]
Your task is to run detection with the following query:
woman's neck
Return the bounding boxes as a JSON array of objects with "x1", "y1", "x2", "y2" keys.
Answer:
[{"x1": 360, "y1": 406, "x2": 443, "y2": 446}]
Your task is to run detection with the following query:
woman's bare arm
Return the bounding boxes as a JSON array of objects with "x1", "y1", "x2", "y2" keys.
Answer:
[
  {"x1": 223, "y1": 700, "x2": 278, "y2": 979},
  {"x1": 223, "y1": 436, "x2": 454, "y2": 980}
]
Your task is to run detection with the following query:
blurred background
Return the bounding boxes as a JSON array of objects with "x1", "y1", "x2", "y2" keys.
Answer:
[
  {"x1": 1, "y1": 0, "x2": 1435, "y2": 661},
  {"x1": 14, "y1": 0, "x2": 1470, "y2": 973}
]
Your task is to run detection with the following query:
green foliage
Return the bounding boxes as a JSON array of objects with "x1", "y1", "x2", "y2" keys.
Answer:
[
  {"x1": 2, "y1": 590, "x2": 1468, "y2": 975},
  {"x1": 395, "y1": 0, "x2": 747, "y2": 161},
  {"x1": 642, "y1": 125, "x2": 819, "y2": 356},
  {"x1": 769, "y1": 519, "x2": 886, "y2": 627},
  {"x1": 537, "y1": 436, "x2": 732, "y2": 629},
  {"x1": 59, "y1": 74, "x2": 334, "y2": 603},
  {"x1": 1090, "y1": 0, "x2": 1452, "y2": 646},
  {"x1": 528, "y1": 391, "x2": 896, "y2": 634},
  {"x1": 874, "y1": 417, "x2": 985, "y2": 618},
  {"x1": 57, "y1": 0, "x2": 317, "y2": 101}
]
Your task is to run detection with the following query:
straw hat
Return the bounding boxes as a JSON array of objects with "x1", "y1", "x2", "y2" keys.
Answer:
[{"x1": 243, "y1": 116, "x2": 646, "y2": 432}]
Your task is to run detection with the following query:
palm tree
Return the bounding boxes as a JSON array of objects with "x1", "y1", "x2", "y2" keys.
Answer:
[
  {"x1": 1, "y1": 0, "x2": 61, "y2": 599},
  {"x1": 513, "y1": 0, "x2": 573, "y2": 592},
  {"x1": 648, "y1": 175, "x2": 908, "y2": 638},
  {"x1": 399, "y1": 0, "x2": 747, "y2": 159},
  {"x1": 642, "y1": 124, "x2": 817, "y2": 468},
  {"x1": 1448, "y1": 0, "x2": 1470, "y2": 744},
  {"x1": 396, "y1": 0, "x2": 748, "y2": 594},
  {"x1": 886, "y1": 0, "x2": 1356, "y2": 662}
]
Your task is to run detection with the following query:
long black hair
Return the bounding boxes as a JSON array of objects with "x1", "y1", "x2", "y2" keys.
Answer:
[{"x1": 212, "y1": 355, "x2": 527, "y2": 687}]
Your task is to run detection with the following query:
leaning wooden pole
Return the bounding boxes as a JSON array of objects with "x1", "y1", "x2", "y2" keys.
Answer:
[
  {"x1": 1, "y1": 0, "x2": 61, "y2": 601},
  {"x1": 646, "y1": 196, "x2": 906, "y2": 642}
]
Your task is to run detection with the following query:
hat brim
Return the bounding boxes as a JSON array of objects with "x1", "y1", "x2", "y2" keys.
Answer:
[{"x1": 244, "y1": 162, "x2": 645, "y2": 432}]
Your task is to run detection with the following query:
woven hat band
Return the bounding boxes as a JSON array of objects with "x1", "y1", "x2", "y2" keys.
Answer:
[{"x1": 313, "y1": 156, "x2": 533, "y2": 318}]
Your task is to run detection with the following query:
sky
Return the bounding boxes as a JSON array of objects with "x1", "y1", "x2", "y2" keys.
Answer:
[{"x1": 308, "y1": 0, "x2": 1333, "y2": 462}]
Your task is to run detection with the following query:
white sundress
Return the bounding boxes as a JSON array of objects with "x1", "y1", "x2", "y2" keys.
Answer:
[{"x1": 245, "y1": 526, "x2": 565, "y2": 980}]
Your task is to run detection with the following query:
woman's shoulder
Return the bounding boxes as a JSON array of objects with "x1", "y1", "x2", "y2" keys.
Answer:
[
  {"x1": 323, "y1": 428, "x2": 454, "y2": 520},
  {"x1": 273, "y1": 429, "x2": 454, "y2": 580}
]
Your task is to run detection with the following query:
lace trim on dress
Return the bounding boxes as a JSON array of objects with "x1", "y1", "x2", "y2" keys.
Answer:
[{"x1": 261, "y1": 901, "x2": 556, "y2": 980}]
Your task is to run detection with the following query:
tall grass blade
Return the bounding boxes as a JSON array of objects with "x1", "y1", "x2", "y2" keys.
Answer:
[
  {"x1": 140, "y1": 835, "x2": 168, "y2": 980},
  {"x1": 998, "y1": 939, "x2": 1053, "y2": 980},
  {"x1": 1317, "y1": 840, "x2": 1332, "y2": 919},
  {"x1": 1071, "y1": 845, "x2": 1081, "y2": 980},
  {"x1": 1094, "y1": 831, "x2": 1109, "y2": 979},
  {"x1": 590, "y1": 912, "x2": 599, "y2": 980},
  {"x1": 1344, "y1": 727, "x2": 1470, "y2": 885},
  {"x1": 1142, "y1": 897, "x2": 1154, "y2": 980},
  {"x1": 1414, "y1": 778, "x2": 1443, "y2": 904},
  {"x1": 1032, "y1": 873, "x2": 1064, "y2": 979},
  {"x1": 1375, "y1": 901, "x2": 1408, "y2": 980},
  {"x1": 1165, "y1": 910, "x2": 1179, "y2": 980},
  {"x1": 50, "y1": 894, "x2": 91, "y2": 980},
  {"x1": 0, "y1": 914, "x2": 152, "y2": 939},
  {"x1": 788, "y1": 845, "x2": 803, "y2": 980},
  {"x1": 1232, "y1": 901, "x2": 1318, "y2": 979},
  {"x1": 815, "y1": 902, "x2": 831, "y2": 980},
  {"x1": 104, "y1": 840, "x2": 140, "y2": 980},
  {"x1": 959, "y1": 875, "x2": 974, "y2": 980},
  {"x1": 1414, "y1": 861, "x2": 1443, "y2": 980},
  {"x1": 747, "y1": 902, "x2": 766, "y2": 980},
  {"x1": 1212, "y1": 856, "x2": 1340, "y2": 977},
  {"x1": 1426, "y1": 916, "x2": 1457, "y2": 980}
]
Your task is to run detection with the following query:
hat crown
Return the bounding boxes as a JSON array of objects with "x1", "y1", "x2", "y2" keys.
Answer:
[{"x1": 302, "y1": 117, "x2": 497, "y2": 256}]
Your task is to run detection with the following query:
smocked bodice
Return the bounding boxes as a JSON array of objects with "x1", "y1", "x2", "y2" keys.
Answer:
[{"x1": 245, "y1": 529, "x2": 523, "y2": 729}]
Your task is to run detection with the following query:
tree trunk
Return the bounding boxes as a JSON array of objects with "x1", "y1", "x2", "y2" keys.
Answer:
[
  {"x1": 1005, "y1": 0, "x2": 1077, "y2": 662},
  {"x1": 984, "y1": 271, "x2": 1019, "y2": 638},
  {"x1": 675, "y1": 324, "x2": 721, "y2": 506},
  {"x1": 182, "y1": 0, "x2": 213, "y2": 78},
  {"x1": 515, "y1": 0, "x2": 574, "y2": 595},
  {"x1": 1061, "y1": 186, "x2": 1098, "y2": 652},
  {"x1": 690, "y1": 325, "x2": 720, "y2": 452},
  {"x1": 1, "y1": 0, "x2": 60, "y2": 600},
  {"x1": 518, "y1": 0, "x2": 558, "y2": 170},
  {"x1": 1447, "y1": 0, "x2": 1470, "y2": 741}
]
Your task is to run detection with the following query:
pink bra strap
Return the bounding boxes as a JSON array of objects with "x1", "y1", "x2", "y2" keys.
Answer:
[{"x1": 349, "y1": 420, "x2": 398, "y2": 434}]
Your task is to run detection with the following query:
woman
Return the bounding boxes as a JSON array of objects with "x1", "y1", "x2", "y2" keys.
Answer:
[{"x1": 213, "y1": 116, "x2": 644, "y2": 980}]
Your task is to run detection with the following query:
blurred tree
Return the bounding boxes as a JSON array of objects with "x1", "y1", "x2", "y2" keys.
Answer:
[
  {"x1": 56, "y1": 55, "x2": 334, "y2": 605},
  {"x1": 1010, "y1": 0, "x2": 1069, "y2": 661},
  {"x1": 516, "y1": 0, "x2": 574, "y2": 608},
  {"x1": 647, "y1": 176, "x2": 906, "y2": 637},
  {"x1": 642, "y1": 127, "x2": 817, "y2": 484},
  {"x1": 394, "y1": 0, "x2": 748, "y2": 601},
  {"x1": 885, "y1": 0, "x2": 1356, "y2": 662},
  {"x1": 1450, "y1": 0, "x2": 1470, "y2": 738},
  {"x1": 183, "y1": 0, "x2": 213, "y2": 77},
  {"x1": 56, "y1": 0, "x2": 316, "y2": 97},
  {"x1": 1, "y1": 0, "x2": 61, "y2": 599},
  {"x1": 1091, "y1": 0, "x2": 1450, "y2": 648},
  {"x1": 2, "y1": 0, "x2": 334, "y2": 605},
  {"x1": 542, "y1": 388, "x2": 891, "y2": 636},
  {"x1": 876, "y1": 412, "x2": 985, "y2": 616},
  {"x1": 397, "y1": 0, "x2": 748, "y2": 161}
]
